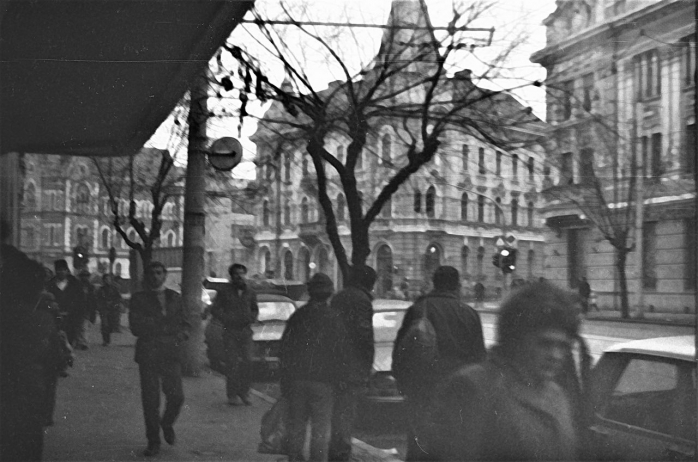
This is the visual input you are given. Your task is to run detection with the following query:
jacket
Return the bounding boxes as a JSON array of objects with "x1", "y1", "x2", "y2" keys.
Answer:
[
  {"x1": 128, "y1": 288, "x2": 190, "y2": 364},
  {"x1": 329, "y1": 285, "x2": 374, "y2": 384},
  {"x1": 210, "y1": 284, "x2": 258, "y2": 330},
  {"x1": 428, "y1": 349, "x2": 578, "y2": 461},
  {"x1": 96, "y1": 285, "x2": 122, "y2": 313},
  {"x1": 47, "y1": 275, "x2": 85, "y2": 322},
  {"x1": 394, "y1": 290, "x2": 486, "y2": 392}
]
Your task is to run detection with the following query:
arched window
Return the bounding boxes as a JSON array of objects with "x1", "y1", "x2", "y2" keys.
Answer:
[
  {"x1": 477, "y1": 195, "x2": 485, "y2": 222},
  {"x1": 460, "y1": 193, "x2": 468, "y2": 221},
  {"x1": 528, "y1": 157, "x2": 535, "y2": 181},
  {"x1": 75, "y1": 183, "x2": 90, "y2": 214},
  {"x1": 425, "y1": 186, "x2": 436, "y2": 218},
  {"x1": 101, "y1": 228, "x2": 110, "y2": 249},
  {"x1": 284, "y1": 152, "x2": 292, "y2": 182},
  {"x1": 262, "y1": 248, "x2": 272, "y2": 275},
  {"x1": 336, "y1": 194, "x2": 346, "y2": 222},
  {"x1": 381, "y1": 134, "x2": 392, "y2": 164},
  {"x1": 299, "y1": 247, "x2": 311, "y2": 282},
  {"x1": 511, "y1": 199, "x2": 519, "y2": 226},
  {"x1": 284, "y1": 203, "x2": 291, "y2": 226},
  {"x1": 302, "y1": 156, "x2": 309, "y2": 177},
  {"x1": 284, "y1": 250, "x2": 294, "y2": 280},
  {"x1": 381, "y1": 197, "x2": 391, "y2": 218},
  {"x1": 527, "y1": 249, "x2": 535, "y2": 278},
  {"x1": 262, "y1": 200, "x2": 270, "y2": 226},
  {"x1": 477, "y1": 246, "x2": 485, "y2": 275},
  {"x1": 301, "y1": 197, "x2": 309, "y2": 223},
  {"x1": 512, "y1": 154, "x2": 519, "y2": 179},
  {"x1": 162, "y1": 230, "x2": 176, "y2": 247},
  {"x1": 527, "y1": 202, "x2": 535, "y2": 227},
  {"x1": 127, "y1": 229, "x2": 138, "y2": 245},
  {"x1": 461, "y1": 245, "x2": 469, "y2": 276},
  {"x1": 24, "y1": 182, "x2": 37, "y2": 210},
  {"x1": 376, "y1": 245, "x2": 393, "y2": 297},
  {"x1": 495, "y1": 197, "x2": 503, "y2": 225},
  {"x1": 414, "y1": 191, "x2": 422, "y2": 213},
  {"x1": 114, "y1": 262, "x2": 122, "y2": 276}
]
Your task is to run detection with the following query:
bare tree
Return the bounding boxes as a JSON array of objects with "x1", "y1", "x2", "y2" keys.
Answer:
[{"x1": 220, "y1": 0, "x2": 542, "y2": 281}]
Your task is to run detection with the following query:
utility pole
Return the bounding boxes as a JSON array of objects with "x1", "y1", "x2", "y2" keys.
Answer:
[
  {"x1": 181, "y1": 70, "x2": 208, "y2": 376},
  {"x1": 634, "y1": 102, "x2": 645, "y2": 319}
]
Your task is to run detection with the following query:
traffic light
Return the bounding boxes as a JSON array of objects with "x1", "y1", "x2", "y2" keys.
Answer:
[
  {"x1": 492, "y1": 253, "x2": 501, "y2": 268},
  {"x1": 73, "y1": 246, "x2": 89, "y2": 269},
  {"x1": 500, "y1": 247, "x2": 517, "y2": 274}
]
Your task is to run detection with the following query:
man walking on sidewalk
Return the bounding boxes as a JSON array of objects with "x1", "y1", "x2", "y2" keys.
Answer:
[
  {"x1": 210, "y1": 263, "x2": 259, "y2": 406},
  {"x1": 129, "y1": 262, "x2": 190, "y2": 457}
]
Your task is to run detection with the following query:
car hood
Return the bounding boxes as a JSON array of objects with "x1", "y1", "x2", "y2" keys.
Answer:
[
  {"x1": 252, "y1": 322, "x2": 286, "y2": 342},
  {"x1": 373, "y1": 342, "x2": 394, "y2": 373}
]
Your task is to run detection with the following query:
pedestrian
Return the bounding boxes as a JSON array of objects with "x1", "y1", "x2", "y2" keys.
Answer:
[
  {"x1": 394, "y1": 266, "x2": 486, "y2": 461},
  {"x1": 327, "y1": 264, "x2": 377, "y2": 462},
  {"x1": 579, "y1": 276, "x2": 591, "y2": 314},
  {"x1": 428, "y1": 280, "x2": 581, "y2": 461},
  {"x1": 210, "y1": 263, "x2": 259, "y2": 406},
  {"x1": 78, "y1": 269, "x2": 98, "y2": 347},
  {"x1": 129, "y1": 261, "x2": 190, "y2": 457},
  {"x1": 279, "y1": 273, "x2": 339, "y2": 462},
  {"x1": 399, "y1": 277, "x2": 410, "y2": 300},
  {"x1": 47, "y1": 259, "x2": 87, "y2": 349},
  {"x1": 96, "y1": 273, "x2": 123, "y2": 346}
]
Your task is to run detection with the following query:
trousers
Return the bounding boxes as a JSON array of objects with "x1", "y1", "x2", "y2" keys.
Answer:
[
  {"x1": 288, "y1": 380, "x2": 335, "y2": 462},
  {"x1": 328, "y1": 385, "x2": 360, "y2": 462},
  {"x1": 138, "y1": 360, "x2": 184, "y2": 445},
  {"x1": 222, "y1": 328, "x2": 253, "y2": 399}
]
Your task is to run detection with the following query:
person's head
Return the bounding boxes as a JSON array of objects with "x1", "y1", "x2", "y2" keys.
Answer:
[
  {"x1": 432, "y1": 266, "x2": 460, "y2": 292},
  {"x1": 496, "y1": 281, "x2": 580, "y2": 385},
  {"x1": 144, "y1": 261, "x2": 167, "y2": 290},
  {"x1": 347, "y1": 265, "x2": 377, "y2": 292},
  {"x1": 102, "y1": 273, "x2": 114, "y2": 286},
  {"x1": 228, "y1": 263, "x2": 248, "y2": 289},
  {"x1": 54, "y1": 259, "x2": 70, "y2": 280},
  {"x1": 306, "y1": 272, "x2": 334, "y2": 302}
]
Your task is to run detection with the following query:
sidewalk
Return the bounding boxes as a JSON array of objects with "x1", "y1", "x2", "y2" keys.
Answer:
[{"x1": 43, "y1": 323, "x2": 399, "y2": 462}]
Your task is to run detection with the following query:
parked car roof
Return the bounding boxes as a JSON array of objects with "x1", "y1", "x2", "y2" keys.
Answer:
[
  {"x1": 372, "y1": 299, "x2": 411, "y2": 312},
  {"x1": 603, "y1": 335, "x2": 695, "y2": 362},
  {"x1": 258, "y1": 293, "x2": 296, "y2": 304}
]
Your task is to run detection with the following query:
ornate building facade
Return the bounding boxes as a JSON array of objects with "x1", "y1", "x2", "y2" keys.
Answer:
[
  {"x1": 531, "y1": 0, "x2": 695, "y2": 312},
  {"x1": 249, "y1": 1, "x2": 550, "y2": 297}
]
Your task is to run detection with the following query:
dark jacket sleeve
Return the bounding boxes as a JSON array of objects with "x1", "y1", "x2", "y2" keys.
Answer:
[
  {"x1": 249, "y1": 291, "x2": 259, "y2": 324},
  {"x1": 128, "y1": 292, "x2": 162, "y2": 338}
]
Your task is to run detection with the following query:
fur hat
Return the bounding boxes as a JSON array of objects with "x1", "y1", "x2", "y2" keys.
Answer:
[
  {"x1": 306, "y1": 272, "x2": 334, "y2": 296},
  {"x1": 54, "y1": 259, "x2": 69, "y2": 271}
]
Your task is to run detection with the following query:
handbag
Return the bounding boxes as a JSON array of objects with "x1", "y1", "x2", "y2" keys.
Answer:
[{"x1": 258, "y1": 396, "x2": 290, "y2": 455}]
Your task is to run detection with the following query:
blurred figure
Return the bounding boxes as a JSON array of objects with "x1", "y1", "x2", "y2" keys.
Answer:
[
  {"x1": 77, "y1": 270, "x2": 97, "y2": 347},
  {"x1": 578, "y1": 277, "x2": 591, "y2": 315},
  {"x1": 129, "y1": 262, "x2": 190, "y2": 457},
  {"x1": 210, "y1": 263, "x2": 259, "y2": 406},
  {"x1": 47, "y1": 259, "x2": 86, "y2": 349},
  {"x1": 394, "y1": 266, "x2": 486, "y2": 461},
  {"x1": 280, "y1": 273, "x2": 338, "y2": 462},
  {"x1": 96, "y1": 273, "x2": 123, "y2": 346},
  {"x1": 429, "y1": 281, "x2": 581, "y2": 461},
  {"x1": 327, "y1": 265, "x2": 377, "y2": 462}
]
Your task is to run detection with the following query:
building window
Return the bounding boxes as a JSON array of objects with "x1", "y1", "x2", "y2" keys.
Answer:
[
  {"x1": 284, "y1": 203, "x2": 291, "y2": 225},
  {"x1": 336, "y1": 194, "x2": 346, "y2": 222},
  {"x1": 462, "y1": 145, "x2": 469, "y2": 171},
  {"x1": 683, "y1": 36, "x2": 696, "y2": 87},
  {"x1": 685, "y1": 218, "x2": 696, "y2": 290},
  {"x1": 527, "y1": 157, "x2": 534, "y2": 182},
  {"x1": 46, "y1": 224, "x2": 61, "y2": 246},
  {"x1": 527, "y1": 202, "x2": 534, "y2": 227},
  {"x1": 560, "y1": 80, "x2": 573, "y2": 121},
  {"x1": 165, "y1": 231, "x2": 176, "y2": 247},
  {"x1": 579, "y1": 148, "x2": 595, "y2": 185},
  {"x1": 265, "y1": 161, "x2": 273, "y2": 181},
  {"x1": 581, "y1": 73, "x2": 594, "y2": 111},
  {"x1": 425, "y1": 186, "x2": 436, "y2": 218},
  {"x1": 511, "y1": 199, "x2": 518, "y2": 227},
  {"x1": 476, "y1": 246, "x2": 485, "y2": 275},
  {"x1": 381, "y1": 197, "x2": 392, "y2": 218},
  {"x1": 75, "y1": 183, "x2": 90, "y2": 214},
  {"x1": 494, "y1": 197, "x2": 502, "y2": 225},
  {"x1": 685, "y1": 124, "x2": 696, "y2": 175},
  {"x1": 478, "y1": 148, "x2": 486, "y2": 175},
  {"x1": 461, "y1": 245, "x2": 469, "y2": 276},
  {"x1": 24, "y1": 182, "x2": 37, "y2": 210},
  {"x1": 284, "y1": 251, "x2": 294, "y2": 280},
  {"x1": 413, "y1": 191, "x2": 422, "y2": 213},
  {"x1": 381, "y1": 134, "x2": 392, "y2": 165},
  {"x1": 262, "y1": 200, "x2": 270, "y2": 227},
  {"x1": 76, "y1": 226, "x2": 89, "y2": 247},
  {"x1": 496, "y1": 151, "x2": 502, "y2": 176},
  {"x1": 560, "y1": 152, "x2": 573, "y2": 184},
  {"x1": 527, "y1": 249, "x2": 535, "y2": 279},
  {"x1": 262, "y1": 249, "x2": 272, "y2": 276},
  {"x1": 642, "y1": 222, "x2": 657, "y2": 290},
  {"x1": 460, "y1": 193, "x2": 468, "y2": 221},
  {"x1": 635, "y1": 50, "x2": 661, "y2": 100},
  {"x1": 101, "y1": 228, "x2": 110, "y2": 249},
  {"x1": 477, "y1": 195, "x2": 485, "y2": 222},
  {"x1": 512, "y1": 155, "x2": 519, "y2": 180},
  {"x1": 284, "y1": 152, "x2": 292, "y2": 182},
  {"x1": 114, "y1": 262, "x2": 122, "y2": 276},
  {"x1": 301, "y1": 197, "x2": 309, "y2": 223},
  {"x1": 643, "y1": 133, "x2": 663, "y2": 179},
  {"x1": 302, "y1": 156, "x2": 309, "y2": 177}
]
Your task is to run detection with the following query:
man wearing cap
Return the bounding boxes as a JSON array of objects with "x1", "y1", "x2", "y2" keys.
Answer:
[
  {"x1": 47, "y1": 259, "x2": 86, "y2": 349},
  {"x1": 280, "y1": 273, "x2": 338, "y2": 462}
]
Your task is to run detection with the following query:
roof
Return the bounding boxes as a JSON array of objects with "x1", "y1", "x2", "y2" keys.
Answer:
[
  {"x1": 257, "y1": 293, "x2": 296, "y2": 304},
  {"x1": 1, "y1": 0, "x2": 253, "y2": 157},
  {"x1": 604, "y1": 335, "x2": 696, "y2": 362}
]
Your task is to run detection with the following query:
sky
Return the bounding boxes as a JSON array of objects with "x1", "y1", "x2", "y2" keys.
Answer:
[{"x1": 147, "y1": 0, "x2": 557, "y2": 179}]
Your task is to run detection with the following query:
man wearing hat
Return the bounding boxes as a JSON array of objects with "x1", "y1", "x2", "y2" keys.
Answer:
[
  {"x1": 47, "y1": 259, "x2": 86, "y2": 349},
  {"x1": 279, "y1": 273, "x2": 339, "y2": 462}
]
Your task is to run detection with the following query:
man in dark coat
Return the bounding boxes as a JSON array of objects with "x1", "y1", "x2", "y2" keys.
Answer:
[
  {"x1": 210, "y1": 263, "x2": 259, "y2": 405},
  {"x1": 47, "y1": 259, "x2": 86, "y2": 349},
  {"x1": 280, "y1": 272, "x2": 339, "y2": 462},
  {"x1": 428, "y1": 281, "x2": 581, "y2": 461},
  {"x1": 96, "y1": 273, "x2": 123, "y2": 346},
  {"x1": 394, "y1": 266, "x2": 486, "y2": 461},
  {"x1": 327, "y1": 264, "x2": 377, "y2": 462},
  {"x1": 129, "y1": 261, "x2": 190, "y2": 457}
]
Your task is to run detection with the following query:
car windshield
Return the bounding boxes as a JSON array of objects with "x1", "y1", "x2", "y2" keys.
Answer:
[
  {"x1": 373, "y1": 310, "x2": 406, "y2": 343},
  {"x1": 258, "y1": 301, "x2": 295, "y2": 322}
]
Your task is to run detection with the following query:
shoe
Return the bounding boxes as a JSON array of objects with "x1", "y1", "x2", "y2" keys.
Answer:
[
  {"x1": 163, "y1": 427, "x2": 175, "y2": 445},
  {"x1": 239, "y1": 394, "x2": 252, "y2": 406},
  {"x1": 227, "y1": 396, "x2": 242, "y2": 406},
  {"x1": 143, "y1": 443, "x2": 160, "y2": 457}
]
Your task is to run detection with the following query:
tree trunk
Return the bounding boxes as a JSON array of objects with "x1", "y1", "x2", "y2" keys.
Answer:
[{"x1": 615, "y1": 247, "x2": 630, "y2": 319}]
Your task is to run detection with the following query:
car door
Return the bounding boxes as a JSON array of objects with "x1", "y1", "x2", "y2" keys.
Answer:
[{"x1": 590, "y1": 353, "x2": 696, "y2": 461}]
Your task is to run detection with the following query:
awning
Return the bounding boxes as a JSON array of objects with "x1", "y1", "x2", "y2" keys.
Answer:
[{"x1": 1, "y1": 0, "x2": 253, "y2": 157}]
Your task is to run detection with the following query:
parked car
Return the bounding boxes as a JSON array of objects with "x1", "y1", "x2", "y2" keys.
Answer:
[
  {"x1": 589, "y1": 335, "x2": 695, "y2": 461},
  {"x1": 204, "y1": 291, "x2": 297, "y2": 377}
]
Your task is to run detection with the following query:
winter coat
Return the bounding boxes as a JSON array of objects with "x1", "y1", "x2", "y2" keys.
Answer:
[
  {"x1": 329, "y1": 285, "x2": 374, "y2": 385},
  {"x1": 279, "y1": 299, "x2": 345, "y2": 393},
  {"x1": 428, "y1": 349, "x2": 578, "y2": 461},
  {"x1": 210, "y1": 285, "x2": 259, "y2": 331},
  {"x1": 394, "y1": 290, "x2": 486, "y2": 394},
  {"x1": 96, "y1": 285, "x2": 122, "y2": 314},
  {"x1": 47, "y1": 275, "x2": 85, "y2": 325},
  {"x1": 129, "y1": 288, "x2": 190, "y2": 364}
]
